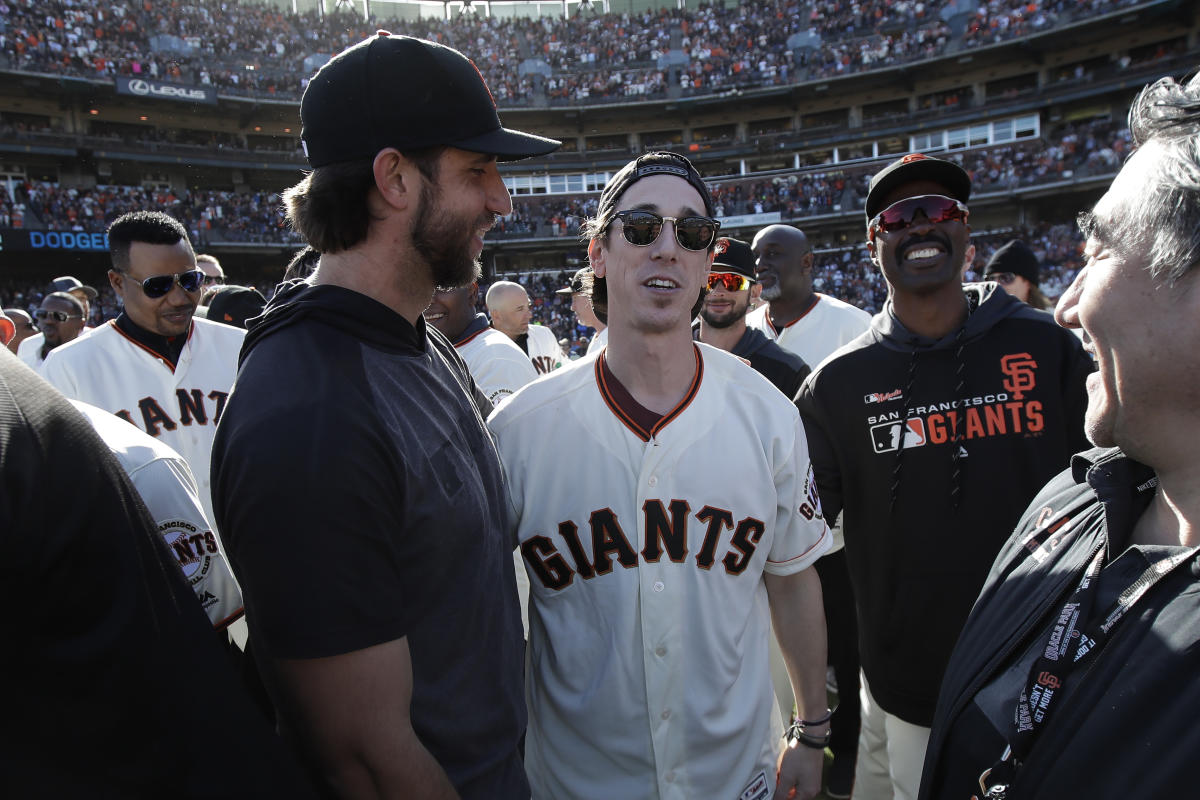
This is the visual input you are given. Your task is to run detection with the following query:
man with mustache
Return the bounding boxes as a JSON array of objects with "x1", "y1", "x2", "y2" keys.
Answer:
[
  {"x1": 796, "y1": 154, "x2": 1093, "y2": 800},
  {"x1": 210, "y1": 32, "x2": 559, "y2": 799}
]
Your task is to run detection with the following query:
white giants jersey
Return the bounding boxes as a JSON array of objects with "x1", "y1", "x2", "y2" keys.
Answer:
[
  {"x1": 747, "y1": 293, "x2": 871, "y2": 370},
  {"x1": 526, "y1": 323, "x2": 565, "y2": 374},
  {"x1": 42, "y1": 318, "x2": 245, "y2": 527},
  {"x1": 587, "y1": 326, "x2": 608, "y2": 355},
  {"x1": 72, "y1": 400, "x2": 244, "y2": 629},
  {"x1": 489, "y1": 344, "x2": 831, "y2": 800},
  {"x1": 456, "y1": 326, "x2": 538, "y2": 408}
]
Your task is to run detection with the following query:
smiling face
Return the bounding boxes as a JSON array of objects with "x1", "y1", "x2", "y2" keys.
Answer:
[
  {"x1": 589, "y1": 174, "x2": 714, "y2": 337},
  {"x1": 423, "y1": 283, "x2": 478, "y2": 339},
  {"x1": 110, "y1": 239, "x2": 200, "y2": 337},
  {"x1": 867, "y1": 180, "x2": 971, "y2": 298},
  {"x1": 412, "y1": 147, "x2": 513, "y2": 291},
  {"x1": 751, "y1": 226, "x2": 811, "y2": 303},
  {"x1": 1056, "y1": 141, "x2": 1200, "y2": 456}
]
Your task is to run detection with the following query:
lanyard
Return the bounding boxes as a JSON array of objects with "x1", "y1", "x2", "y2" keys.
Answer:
[{"x1": 975, "y1": 540, "x2": 1200, "y2": 799}]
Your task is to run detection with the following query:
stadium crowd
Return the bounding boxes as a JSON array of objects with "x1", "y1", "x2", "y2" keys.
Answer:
[
  {"x1": 4, "y1": 115, "x2": 1128, "y2": 247},
  {"x1": 0, "y1": 0, "x2": 1157, "y2": 104}
]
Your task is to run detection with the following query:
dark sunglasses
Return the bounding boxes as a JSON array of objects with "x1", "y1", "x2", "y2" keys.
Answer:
[
  {"x1": 707, "y1": 272, "x2": 754, "y2": 292},
  {"x1": 132, "y1": 269, "x2": 205, "y2": 299},
  {"x1": 612, "y1": 210, "x2": 721, "y2": 252},
  {"x1": 868, "y1": 194, "x2": 969, "y2": 242},
  {"x1": 34, "y1": 308, "x2": 83, "y2": 323},
  {"x1": 988, "y1": 271, "x2": 1017, "y2": 285}
]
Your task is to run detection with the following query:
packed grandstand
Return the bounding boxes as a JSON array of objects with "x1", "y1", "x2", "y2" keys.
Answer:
[{"x1": 1, "y1": 0, "x2": 1195, "y2": 346}]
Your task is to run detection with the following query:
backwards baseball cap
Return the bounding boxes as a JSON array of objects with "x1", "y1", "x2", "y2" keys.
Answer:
[
  {"x1": 556, "y1": 267, "x2": 592, "y2": 297},
  {"x1": 712, "y1": 237, "x2": 755, "y2": 279},
  {"x1": 50, "y1": 275, "x2": 98, "y2": 300},
  {"x1": 596, "y1": 151, "x2": 715, "y2": 223},
  {"x1": 300, "y1": 32, "x2": 561, "y2": 167},
  {"x1": 984, "y1": 239, "x2": 1040, "y2": 286},
  {"x1": 865, "y1": 153, "x2": 971, "y2": 223}
]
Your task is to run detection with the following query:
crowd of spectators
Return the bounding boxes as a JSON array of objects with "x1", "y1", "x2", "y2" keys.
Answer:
[
  {"x1": 7, "y1": 115, "x2": 1127, "y2": 247},
  {"x1": 0, "y1": 0, "x2": 1158, "y2": 105}
]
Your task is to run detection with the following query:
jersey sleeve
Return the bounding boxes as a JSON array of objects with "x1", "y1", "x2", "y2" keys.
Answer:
[
  {"x1": 795, "y1": 374, "x2": 844, "y2": 527},
  {"x1": 127, "y1": 454, "x2": 245, "y2": 630},
  {"x1": 764, "y1": 412, "x2": 831, "y2": 576},
  {"x1": 474, "y1": 344, "x2": 538, "y2": 408}
]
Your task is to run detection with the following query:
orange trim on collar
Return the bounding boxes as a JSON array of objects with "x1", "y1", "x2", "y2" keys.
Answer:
[
  {"x1": 109, "y1": 319, "x2": 184, "y2": 373},
  {"x1": 767, "y1": 293, "x2": 822, "y2": 333},
  {"x1": 595, "y1": 345, "x2": 704, "y2": 443}
]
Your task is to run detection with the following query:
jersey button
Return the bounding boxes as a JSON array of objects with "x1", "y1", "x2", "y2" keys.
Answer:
[
  {"x1": 648, "y1": 476, "x2": 658, "y2": 487},
  {"x1": 655, "y1": 646, "x2": 667, "y2": 657},
  {"x1": 665, "y1": 770, "x2": 675, "y2": 782},
  {"x1": 652, "y1": 581, "x2": 664, "y2": 593},
  {"x1": 661, "y1": 709, "x2": 671, "y2": 720}
]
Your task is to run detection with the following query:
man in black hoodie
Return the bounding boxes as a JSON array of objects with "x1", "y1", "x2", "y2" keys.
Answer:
[
  {"x1": 210, "y1": 33, "x2": 559, "y2": 800},
  {"x1": 796, "y1": 154, "x2": 1092, "y2": 800}
]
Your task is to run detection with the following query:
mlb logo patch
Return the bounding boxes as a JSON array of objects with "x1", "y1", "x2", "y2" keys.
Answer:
[
  {"x1": 870, "y1": 418, "x2": 926, "y2": 453},
  {"x1": 739, "y1": 771, "x2": 770, "y2": 800}
]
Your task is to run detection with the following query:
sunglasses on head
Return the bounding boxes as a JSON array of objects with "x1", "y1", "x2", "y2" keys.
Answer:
[
  {"x1": 612, "y1": 210, "x2": 721, "y2": 252},
  {"x1": 868, "y1": 195, "x2": 969, "y2": 242},
  {"x1": 34, "y1": 308, "x2": 83, "y2": 323},
  {"x1": 707, "y1": 272, "x2": 754, "y2": 292},
  {"x1": 988, "y1": 271, "x2": 1017, "y2": 285},
  {"x1": 131, "y1": 269, "x2": 205, "y2": 299}
]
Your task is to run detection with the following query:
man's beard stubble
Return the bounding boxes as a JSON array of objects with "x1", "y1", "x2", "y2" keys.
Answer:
[{"x1": 411, "y1": 180, "x2": 492, "y2": 290}]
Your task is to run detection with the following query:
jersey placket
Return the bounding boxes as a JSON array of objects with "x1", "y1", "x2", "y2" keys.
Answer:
[{"x1": 636, "y1": 431, "x2": 689, "y2": 799}]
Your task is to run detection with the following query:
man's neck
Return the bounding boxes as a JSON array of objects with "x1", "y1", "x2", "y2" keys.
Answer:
[
  {"x1": 891, "y1": 285, "x2": 969, "y2": 340},
  {"x1": 766, "y1": 291, "x2": 817, "y2": 328},
  {"x1": 311, "y1": 239, "x2": 433, "y2": 326},
  {"x1": 1131, "y1": 459, "x2": 1200, "y2": 548},
  {"x1": 697, "y1": 318, "x2": 746, "y2": 353},
  {"x1": 604, "y1": 325, "x2": 698, "y2": 415}
]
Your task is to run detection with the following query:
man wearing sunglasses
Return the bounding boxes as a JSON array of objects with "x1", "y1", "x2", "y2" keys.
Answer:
[
  {"x1": 17, "y1": 292, "x2": 86, "y2": 372},
  {"x1": 210, "y1": 32, "x2": 559, "y2": 800},
  {"x1": 490, "y1": 151, "x2": 833, "y2": 800},
  {"x1": 796, "y1": 153, "x2": 1092, "y2": 800},
  {"x1": 42, "y1": 210, "x2": 246, "y2": 536},
  {"x1": 697, "y1": 236, "x2": 811, "y2": 398}
]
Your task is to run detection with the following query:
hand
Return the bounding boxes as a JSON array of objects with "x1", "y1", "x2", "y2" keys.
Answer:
[{"x1": 773, "y1": 738, "x2": 824, "y2": 800}]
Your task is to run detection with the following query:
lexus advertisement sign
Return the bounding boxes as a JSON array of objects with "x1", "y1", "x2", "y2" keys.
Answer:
[{"x1": 115, "y1": 77, "x2": 216, "y2": 105}]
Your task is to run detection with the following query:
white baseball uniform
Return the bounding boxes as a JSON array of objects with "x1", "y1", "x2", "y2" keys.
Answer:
[
  {"x1": 525, "y1": 323, "x2": 565, "y2": 374},
  {"x1": 489, "y1": 344, "x2": 830, "y2": 800},
  {"x1": 587, "y1": 326, "x2": 608, "y2": 355},
  {"x1": 41, "y1": 317, "x2": 245, "y2": 528},
  {"x1": 456, "y1": 325, "x2": 538, "y2": 408},
  {"x1": 747, "y1": 293, "x2": 871, "y2": 371},
  {"x1": 71, "y1": 400, "x2": 243, "y2": 629},
  {"x1": 17, "y1": 327, "x2": 93, "y2": 373}
]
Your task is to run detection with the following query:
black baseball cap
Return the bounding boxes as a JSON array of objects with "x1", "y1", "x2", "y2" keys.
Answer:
[
  {"x1": 711, "y1": 238, "x2": 755, "y2": 280},
  {"x1": 597, "y1": 151, "x2": 715, "y2": 222},
  {"x1": 203, "y1": 285, "x2": 267, "y2": 329},
  {"x1": 50, "y1": 275, "x2": 98, "y2": 300},
  {"x1": 301, "y1": 32, "x2": 561, "y2": 167},
  {"x1": 556, "y1": 267, "x2": 592, "y2": 296},
  {"x1": 865, "y1": 153, "x2": 971, "y2": 223},
  {"x1": 984, "y1": 239, "x2": 1040, "y2": 286}
]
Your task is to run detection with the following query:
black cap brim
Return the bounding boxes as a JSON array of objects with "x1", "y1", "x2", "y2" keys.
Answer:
[{"x1": 455, "y1": 126, "x2": 561, "y2": 162}]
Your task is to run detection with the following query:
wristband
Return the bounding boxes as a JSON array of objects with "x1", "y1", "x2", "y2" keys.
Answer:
[
  {"x1": 786, "y1": 722, "x2": 831, "y2": 750},
  {"x1": 795, "y1": 707, "x2": 835, "y2": 727}
]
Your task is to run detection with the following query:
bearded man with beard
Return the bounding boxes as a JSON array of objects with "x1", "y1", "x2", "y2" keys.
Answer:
[{"x1": 210, "y1": 33, "x2": 559, "y2": 800}]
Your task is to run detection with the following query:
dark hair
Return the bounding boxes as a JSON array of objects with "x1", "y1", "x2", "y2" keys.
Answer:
[
  {"x1": 107, "y1": 211, "x2": 191, "y2": 273},
  {"x1": 283, "y1": 147, "x2": 445, "y2": 254},
  {"x1": 44, "y1": 291, "x2": 85, "y2": 315},
  {"x1": 283, "y1": 245, "x2": 322, "y2": 282}
]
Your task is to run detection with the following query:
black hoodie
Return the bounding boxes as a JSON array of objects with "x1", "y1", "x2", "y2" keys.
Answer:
[
  {"x1": 211, "y1": 281, "x2": 530, "y2": 799},
  {"x1": 796, "y1": 283, "x2": 1093, "y2": 726}
]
